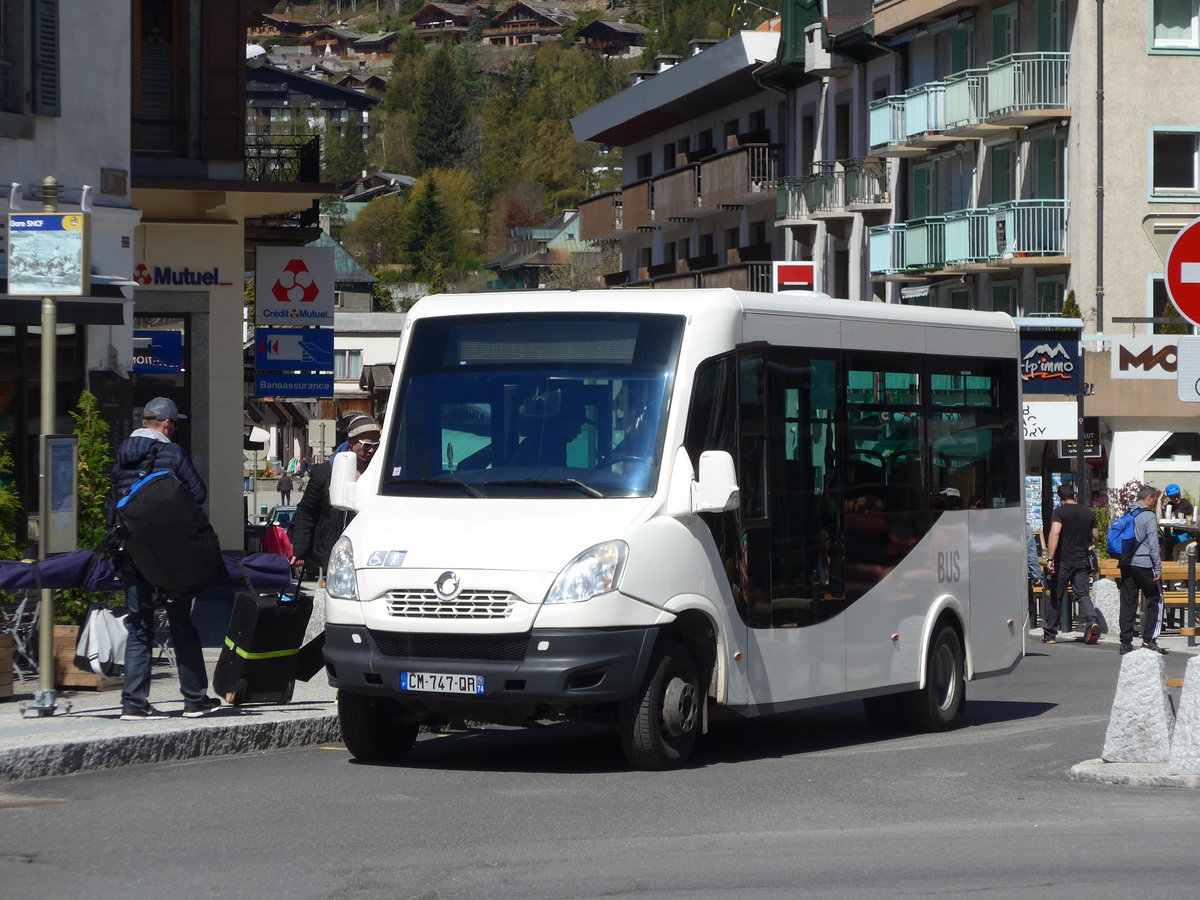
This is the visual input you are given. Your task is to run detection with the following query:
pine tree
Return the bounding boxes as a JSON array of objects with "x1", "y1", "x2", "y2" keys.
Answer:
[
  {"x1": 403, "y1": 180, "x2": 456, "y2": 278},
  {"x1": 412, "y1": 44, "x2": 469, "y2": 174},
  {"x1": 322, "y1": 123, "x2": 369, "y2": 183}
]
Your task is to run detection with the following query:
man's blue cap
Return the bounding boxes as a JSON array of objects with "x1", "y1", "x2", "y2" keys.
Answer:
[{"x1": 1166, "y1": 483, "x2": 1181, "y2": 496}]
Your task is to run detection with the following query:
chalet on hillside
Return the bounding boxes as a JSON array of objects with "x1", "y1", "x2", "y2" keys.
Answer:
[
  {"x1": 486, "y1": 210, "x2": 596, "y2": 290},
  {"x1": 302, "y1": 26, "x2": 399, "y2": 58},
  {"x1": 409, "y1": 2, "x2": 488, "y2": 43},
  {"x1": 484, "y1": 1, "x2": 576, "y2": 48},
  {"x1": 577, "y1": 18, "x2": 647, "y2": 57},
  {"x1": 248, "y1": 10, "x2": 326, "y2": 42}
]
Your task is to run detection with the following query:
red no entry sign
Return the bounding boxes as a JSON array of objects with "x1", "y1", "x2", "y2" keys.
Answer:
[{"x1": 1165, "y1": 216, "x2": 1200, "y2": 326}]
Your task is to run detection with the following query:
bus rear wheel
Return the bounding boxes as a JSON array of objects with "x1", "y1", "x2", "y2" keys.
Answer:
[
  {"x1": 901, "y1": 625, "x2": 964, "y2": 731},
  {"x1": 338, "y1": 690, "x2": 419, "y2": 762},
  {"x1": 618, "y1": 639, "x2": 700, "y2": 770}
]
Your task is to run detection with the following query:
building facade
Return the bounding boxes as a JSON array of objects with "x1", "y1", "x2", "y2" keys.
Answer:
[{"x1": 572, "y1": 0, "x2": 1200, "y2": 515}]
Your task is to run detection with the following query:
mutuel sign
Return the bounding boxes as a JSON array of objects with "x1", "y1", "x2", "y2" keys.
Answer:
[{"x1": 254, "y1": 247, "x2": 335, "y2": 325}]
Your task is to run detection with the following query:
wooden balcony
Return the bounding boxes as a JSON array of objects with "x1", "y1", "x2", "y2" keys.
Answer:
[
  {"x1": 654, "y1": 166, "x2": 700, "y2": 220},
  {"x1": 700, "y1": 144, "x2": 780, "y2": 207},
  {"x1": 700, "y1": 263, "x2": 772, "y2": 292},
  {"x1": 578, "y1": 191, "x2": 624, "y2": 242},
  {"x1": 622, "y1": 180, "x2": 653, "y2": 231}
]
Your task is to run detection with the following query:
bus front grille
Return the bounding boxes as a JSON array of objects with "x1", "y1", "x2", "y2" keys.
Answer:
[
  {"x1": 385, "y1": 589, "x2": 515, "y2": 619},
  {"x1": 369, "y1": 630, "x2": 530, "y2": 661}
]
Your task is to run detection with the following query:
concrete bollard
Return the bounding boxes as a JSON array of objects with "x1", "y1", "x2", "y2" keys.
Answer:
[
  {"x1": 1091, "y1": 577, "x2": 1119, "y2": 634},
  {"x1": 1102, "y1": 649, "x2": 1174, "y2": 763},
  {"x1": 1167, "y1": 655, "x2": 1200, "y2": 776}
]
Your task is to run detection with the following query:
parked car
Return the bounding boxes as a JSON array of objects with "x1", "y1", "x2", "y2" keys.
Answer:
[{"x1": 245, "y1": 506, "x2": 296, "y2": 553}]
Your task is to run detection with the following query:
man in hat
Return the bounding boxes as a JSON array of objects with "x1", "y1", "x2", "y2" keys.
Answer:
[
  {"x1": 290, "y1": 414, "x2": 380, "y2": 577},
  {"x1": 1043, "y1": 483, "x2": 1100, "y2": 645},
  {"x1": 108, "y1": 397, "x2": 223, "y2": 720}
]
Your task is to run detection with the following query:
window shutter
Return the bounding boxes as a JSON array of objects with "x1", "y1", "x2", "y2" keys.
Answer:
[
  {"x1": 200, "y1": 0, "x2": 246, "y2": 159},
  {"x1": 31, "y1": 0, "x2": 59, "y2": 117}
]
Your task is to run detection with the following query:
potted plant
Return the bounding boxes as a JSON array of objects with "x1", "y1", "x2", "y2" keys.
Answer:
[
  {"x1": 0, "y1": 430, "x2": 20, "y2": 699},
  {"x1": 53, "y1": 391, "x2": 124, "y2": 689}
]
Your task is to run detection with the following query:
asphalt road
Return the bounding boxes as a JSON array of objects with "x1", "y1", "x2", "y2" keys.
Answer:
[{"x1": 2, "y1": 641, "x2": 1198, "y2": 899}]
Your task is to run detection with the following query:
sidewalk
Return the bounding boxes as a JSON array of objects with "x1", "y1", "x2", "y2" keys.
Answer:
[{"x1": 0, "y1": 585, "x2": 341, "y2": 784}]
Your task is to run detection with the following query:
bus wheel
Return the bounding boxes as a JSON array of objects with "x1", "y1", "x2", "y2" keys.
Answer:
[
  {"x1": 618, "y1": 639, "x2": 700, "y2": 770},
  {"x1": 338, "y1": 690, "x2": 419, "y2": 762},
  {"x1": 902, "y1": 625, "x2": 965, "y2": 731}
]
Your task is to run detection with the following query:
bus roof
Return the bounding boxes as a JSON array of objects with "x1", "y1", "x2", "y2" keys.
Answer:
[{"x1": 409, "y1": 289, "x2": 1018, "y2": 335}]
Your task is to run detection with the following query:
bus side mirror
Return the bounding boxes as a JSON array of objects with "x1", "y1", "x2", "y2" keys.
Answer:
[
  {"x1": 694, "y1": 450, "x2": 739, "y2": 513},
  {"x1": 328, "y1": 451, "x2": 359, "y2": 511}
]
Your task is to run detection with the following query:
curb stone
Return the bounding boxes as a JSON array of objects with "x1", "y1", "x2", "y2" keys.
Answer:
[{"x1": 0, "y1": 713, "x2": 341, "y2": 783}]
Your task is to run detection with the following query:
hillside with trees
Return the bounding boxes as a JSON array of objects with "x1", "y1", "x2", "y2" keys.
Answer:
[{"x1": 262, "y1": 1, "x2": 774, "y2": 290}]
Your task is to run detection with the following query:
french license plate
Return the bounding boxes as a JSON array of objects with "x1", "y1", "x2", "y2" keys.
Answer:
[{"x1": 400, "y1": 671, "x2": 485, "y2": 695}]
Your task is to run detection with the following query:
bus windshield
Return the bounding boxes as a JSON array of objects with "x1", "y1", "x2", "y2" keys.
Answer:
[{"x1": 381, "y1": 312, "x2": 686, "y2": 499}]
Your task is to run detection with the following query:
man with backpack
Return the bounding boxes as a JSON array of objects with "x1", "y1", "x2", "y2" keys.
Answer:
[
  {"x1": 1043, "y1": 484, "x2": 1100, "y2": 645},
  {"x1": 1117, "y1": 485, "x2": 1169, "y2": 655},
  {"x1": 108, "y1": 397, "x2": 224, "y2": 720}
]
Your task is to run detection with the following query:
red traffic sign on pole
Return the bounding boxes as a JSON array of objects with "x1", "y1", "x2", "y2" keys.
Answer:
[{"x1": 1165, "y1": 215, "x2": 1200, "y2": 326}]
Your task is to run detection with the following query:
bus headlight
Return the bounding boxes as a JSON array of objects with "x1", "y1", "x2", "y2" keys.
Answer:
[
  {"x1": 326, "y1": 537, "x2": 359, "y2": 601},
  {"x1": 545, "y1": 541, "x2": 627, "y2": 604}
]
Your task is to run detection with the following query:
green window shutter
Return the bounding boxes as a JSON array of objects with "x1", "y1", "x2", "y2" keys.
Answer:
[{"x1": 31, "y1": 0, "x2": 59, "y2": 117}]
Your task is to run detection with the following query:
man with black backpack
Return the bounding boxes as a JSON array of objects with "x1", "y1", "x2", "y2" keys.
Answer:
[
  {"x1": 108, "y1": 397, "x2": 224, "y2": 720},
  {"x1": 1118, "y1": 485, "x2": 1169, "y2": 655}
]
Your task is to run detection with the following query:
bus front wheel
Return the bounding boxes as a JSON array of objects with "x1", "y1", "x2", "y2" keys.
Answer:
[
  {"x1": 901, "y1": 625, "x2": 965, "y2": 731},
  {"x1": 618, "y1": 639, "x2": 700, "y2": 770},
  {"x1": 338, "y1": 690, "x2": 419, "y2": 762}
]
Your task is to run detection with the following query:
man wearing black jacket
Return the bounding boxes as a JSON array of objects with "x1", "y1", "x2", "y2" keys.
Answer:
[
  {"x1": 289, "y1": 415, "x2": 380, "y2": 576},
  {"x1": 108, "y1": 397, "x2": 222, "y2": 720}
]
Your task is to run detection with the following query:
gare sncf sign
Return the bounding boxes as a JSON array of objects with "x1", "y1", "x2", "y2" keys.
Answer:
[{"x1": 1020, "y1": 329, "x2": 1079, "y2": 395}]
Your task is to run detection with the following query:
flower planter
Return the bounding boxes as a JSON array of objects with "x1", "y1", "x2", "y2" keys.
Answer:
[
  {"x1": 53, "y1": 624, "x2": 123, "y2": 691},
  {"x1": 0, "y1": 634, "x2": 13, "y2": 700}
]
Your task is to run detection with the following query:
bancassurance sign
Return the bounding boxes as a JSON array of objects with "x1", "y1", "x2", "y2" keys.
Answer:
[{"x1": 1020, "y1": 331, "x2": 1080, "y2": 395}]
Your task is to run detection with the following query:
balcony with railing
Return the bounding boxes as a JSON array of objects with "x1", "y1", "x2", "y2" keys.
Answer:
[
  {"x1": 776, "y1": 158, "x2": 890, "y2": 224},
  {"x1": 622, "y1": 179, "x2": 654, "y2": 232},
  {"x1": 655, "y1": 165, "x2": 701, "y2": 221},
  {"x1": 578, "y1": 191, "x2": 624, "y2": 242},
  {"x1": 244, "y1": 134, "x2": 322, "y2": 183},
  {"x1": 991, "y1": 199, "x2": 1069, "y2": 260},
  {"x1": 943, "y1": 208, "x2": 994, "y2": 266},
  {"x1": 904, "y1": 83, "x2": 955, "y2": 148},
  {"x1": 870, "y1": 199, "x2": 1069, "y2": 278},
  {"x1": 870, "y1": 52, "x2": 1070, "y2": 154},
  {"x1": 986, "y1": 53, "x2": 1070, "y2": 123},
  {"x1": 700, "y1": 144, "x2": 780, "y2": 207}
]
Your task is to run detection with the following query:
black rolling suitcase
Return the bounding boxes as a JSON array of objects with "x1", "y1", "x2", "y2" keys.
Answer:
[{"x1": 213, "y1": 580, "x2": 313, "y2": 706}]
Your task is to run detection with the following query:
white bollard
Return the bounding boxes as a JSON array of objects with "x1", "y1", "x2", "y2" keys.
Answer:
[
  {"x1": 1167, "y1": 655, "x2": 1200, "y2": 775},
  {"x1": 1091, "y1": 577, "x2": 1120, "y2": 635},
  {"x1": 1101, "y1": 649, "x2": 1174, "y2": 763}
]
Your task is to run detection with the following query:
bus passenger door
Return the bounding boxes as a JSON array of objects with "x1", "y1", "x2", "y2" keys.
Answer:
[{"x1": 740, "y1": 350, "x2": 847, "y2": 708}]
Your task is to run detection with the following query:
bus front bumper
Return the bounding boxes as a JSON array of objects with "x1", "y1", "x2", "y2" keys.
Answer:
[{"x1": 324, "y1": 623, "x2": 659, "y2": 712}]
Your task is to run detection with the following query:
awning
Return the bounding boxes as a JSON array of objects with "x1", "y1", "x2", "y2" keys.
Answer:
[
  {"x1": 0, "y1": 269, "x2": 137, "y2": 325},
  {"x1": 0, "y1": 295, "x2": 130, "y2": 325}
]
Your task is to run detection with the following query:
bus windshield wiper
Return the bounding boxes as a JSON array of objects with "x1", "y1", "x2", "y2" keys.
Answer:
[
  {"x1": 484, "y1": 478, "x2": 604, "y2": 498},
  {"x1": 393, "y1": 477, "x2": 485, "y2": 498}
]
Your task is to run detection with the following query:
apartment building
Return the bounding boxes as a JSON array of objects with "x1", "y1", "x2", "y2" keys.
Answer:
[
  {"x1": 572, "y1": 25, "x2": 788, "y2": 292},
  {"x1": 572, "y1": 1, "x2": 1200, "y2": 507}
]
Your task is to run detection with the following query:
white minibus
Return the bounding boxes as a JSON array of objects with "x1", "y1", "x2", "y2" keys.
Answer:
[{"x1": 323, "y1": 289, "x2": 1026, "y2": 769}]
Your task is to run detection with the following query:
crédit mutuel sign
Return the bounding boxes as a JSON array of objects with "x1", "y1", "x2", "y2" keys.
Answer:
[{"x1": 133, "y1": 262, "x2": 233, "y2": 288}]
